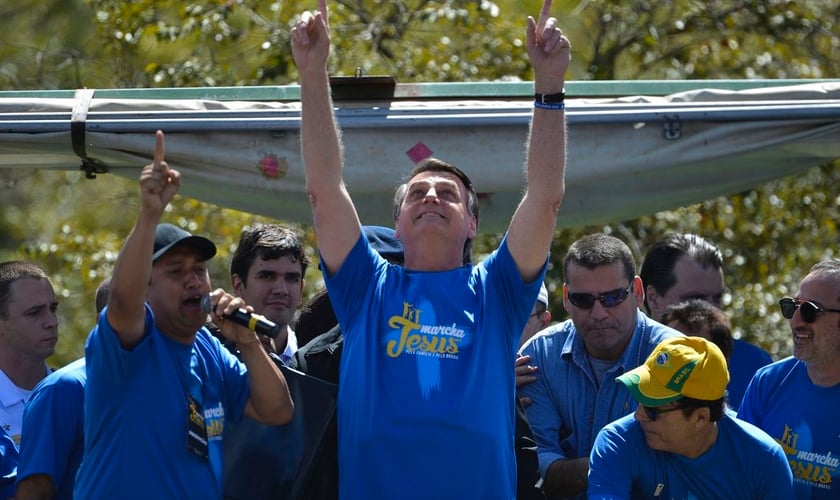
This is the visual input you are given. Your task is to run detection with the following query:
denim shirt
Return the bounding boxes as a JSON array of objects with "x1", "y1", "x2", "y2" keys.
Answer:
[{"x1": 518, "y1": 310, "x2": 682, "y2": 478}]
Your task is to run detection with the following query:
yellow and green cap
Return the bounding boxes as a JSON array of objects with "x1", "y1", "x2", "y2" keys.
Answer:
[{"x1": 616, "y1": 336, "x2": 729, "y2": 407}]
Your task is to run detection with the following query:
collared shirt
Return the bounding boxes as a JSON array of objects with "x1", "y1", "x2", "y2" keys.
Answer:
[
  {"x1": 0, "y1": 366, "x2": 49, "y2": 445},
  {"x1": 276, "y1": 326, "x2": 298, "y2": 367},
  {"x1": 518, "y1": 311, "x2": 682, "y2": 479}
]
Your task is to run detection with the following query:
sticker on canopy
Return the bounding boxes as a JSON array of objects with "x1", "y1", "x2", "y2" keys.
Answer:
[
  {"x1": 407, "y1": 142, "x2": 433, "y2": 164},
  {"x1": 257, "y1": 153, "x2": 288, "y2": 178}
]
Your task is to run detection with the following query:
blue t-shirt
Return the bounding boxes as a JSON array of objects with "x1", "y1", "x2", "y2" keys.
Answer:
[
  {"x1": 17, "y1": 358, "x2": 85, "y2": 499},
  {"x1": 587, "y1": 412, "x2": 794, "y2": 499},
  {"x1": 75, "y1": 305, "x2": 250, "y2": 499},
  {"x1": 726, "y1": 339, "x2": 772, "y2": 411},
  {"x1": 325, "y1": 234, "x2": 544, "y2": 500},
  {"x1": 738, "y1": 357, "x2": 840, "y2": 499}
]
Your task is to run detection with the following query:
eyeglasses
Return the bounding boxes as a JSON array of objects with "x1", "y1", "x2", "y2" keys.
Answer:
[
  {"x1": 642, "y1": 405, "x2": 683, "y2": 422},
  {"x1": 568, "y1": 281, "x2": 634, "y2": 309},
  {"x1": 779, "y1": 297, "x2": 840, "y2": 324}
]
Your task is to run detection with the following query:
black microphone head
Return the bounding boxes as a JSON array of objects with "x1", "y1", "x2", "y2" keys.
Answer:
[{"x1": 200, "y1": 295, "x2": 213, "y2": 314}]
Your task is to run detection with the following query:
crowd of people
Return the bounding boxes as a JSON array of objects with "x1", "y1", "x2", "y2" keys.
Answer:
[{"x1": 1, "y1": 0, "x2": 837, "y2": 499}]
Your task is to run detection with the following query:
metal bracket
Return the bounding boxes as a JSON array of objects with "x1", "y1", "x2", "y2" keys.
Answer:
[
  {"x1": 330, "y1": 68, "x2": 396, "y2": 101},
  {"x1": 663, "y1": 114, "x2": 681, "y2": 140},
  {"x1": 71, "y1": 88, "x2": 109, "y2": 179}
]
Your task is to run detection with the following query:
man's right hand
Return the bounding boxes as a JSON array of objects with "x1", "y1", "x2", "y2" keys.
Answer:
[
  {"x1": 290, "y1": 0, "x2": 331, "y2": 73},
  {"x1": 138, "y1": 130, "x2": 180, "y2": 217},
  {"x1": 515, "y1": 354, "x2": 538, "y2": 408}
]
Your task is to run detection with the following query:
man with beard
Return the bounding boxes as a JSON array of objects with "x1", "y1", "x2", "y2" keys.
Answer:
[{"x1": 738, "y1": 259, "x2": 840, "y2": 499}]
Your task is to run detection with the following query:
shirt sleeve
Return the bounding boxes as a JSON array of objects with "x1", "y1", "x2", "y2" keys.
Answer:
[
  {"x1": 17, "y1": 373, "x2": 83, "y2": 484},
  {"x1": 752, "y1": 429, "x2": 796, "y2": 499},
  {"x1": 587, "y1": 421, "x2": 635, "y2": 499},
  {"x1": 519, "y1": 340, "x2": 568, "y2": 476}
]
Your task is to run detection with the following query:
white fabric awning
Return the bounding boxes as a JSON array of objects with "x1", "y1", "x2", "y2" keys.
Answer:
[{"x1": 1, "y1": 80, "x2": 838, "y2": 232}]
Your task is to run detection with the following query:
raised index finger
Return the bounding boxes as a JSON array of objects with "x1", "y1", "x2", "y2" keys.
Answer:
[
  {"x1": 537, "y1": 0, "x2": 553, "y2": 28},
  {"x1": 318, "y1": 0, "x2": 329, "y2": 28},
  {"x1": 154, "y1": 130, "x2": 165, "y2": 166}
]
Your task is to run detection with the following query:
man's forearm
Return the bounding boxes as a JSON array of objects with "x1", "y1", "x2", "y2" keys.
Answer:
[
  {"x1": 239, "y1": 341, "x2": 294, "y2": 425},
  {"x1": 543, "y1": 457, "x2": 590, "y2": 499},
  {"x1": 300, "y1": 67, "x2": 343, "y2": 197},
  {"x1": 15, "y1": 473, "x2": 56, "y2": 500}
]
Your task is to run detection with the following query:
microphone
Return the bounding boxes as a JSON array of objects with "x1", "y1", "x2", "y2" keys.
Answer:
[{"x1": 200, "y1": 296, "x2": 281, "y2": 339}]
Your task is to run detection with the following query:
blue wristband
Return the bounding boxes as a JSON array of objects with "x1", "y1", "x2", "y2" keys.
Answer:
[{"x1": 534, "y1": 100, "x2": 565, "y2": 110}]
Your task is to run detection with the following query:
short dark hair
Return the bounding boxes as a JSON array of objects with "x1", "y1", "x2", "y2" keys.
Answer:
[
  {"x1": 0, "y1": 261, "x2": 49, "y2": 319},
  {"x1": 393, "y1": 158, "x2": 478, "y2": 265},
  {"x1": 563, "y1": 233, "x2": 636, "y2": 283},
  {"x1": 661, "y1": 299, "x2": 734, "y2": 359},
  {"x1": 640, "y1": 233, "x2": 723, "y2": 312},
  {"x1": 676, "y1": 396, "x2": 725, "y2": 422},
  {"x1": 230, "y1": 225, "x2": 310, "y2": 285}
]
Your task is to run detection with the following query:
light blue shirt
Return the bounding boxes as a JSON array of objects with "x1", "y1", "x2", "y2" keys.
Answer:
[{"x1": 519, "y1": 312, "x2": 682, "y2": 479}]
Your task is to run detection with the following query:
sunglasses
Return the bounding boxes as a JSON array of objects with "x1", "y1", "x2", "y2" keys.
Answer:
[
  {"x1": 568, "y1": 281, "x2": 634, "y2": 309},
  {"x1": 779, "y1": 297, "x2": 840, "y2": 324},
  {"x1": 642, "y1": 405, "x2": 683, "y2": 422}
]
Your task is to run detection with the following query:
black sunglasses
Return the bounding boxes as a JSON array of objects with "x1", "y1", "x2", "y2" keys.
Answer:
[
  {"x1": 642, "y1": 405, "x2": 683, "y2": 422},
  {"x1": 779, "y1": 297, "x2": 840, "y2": 324},
  {"x1": 568, "y1": 281, "x2": 634, "y2": 310}
]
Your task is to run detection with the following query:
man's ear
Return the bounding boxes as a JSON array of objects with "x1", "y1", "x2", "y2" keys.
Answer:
[
  {"x1": 231, "y1": 274, "x2": 245, "y2": 295},
  {"x1": 645, "y1": 284, "x2": 663, "y2": 318},
  {"x1": 692, "y1": 406, "x2": 711, "y2": 426},
  {"x1": 467, "y1": 214, "x2": 477, "y2": 240},
  {"x1": 632, "y1": 276, "x2": 645, "y2": 301},
  {"x1": 541, "y1": 311, "x2": 552, "y2": 328}
]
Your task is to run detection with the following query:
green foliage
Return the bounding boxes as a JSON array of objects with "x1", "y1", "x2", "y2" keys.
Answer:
[
  {"x1": 571, "y1": 0, "x2": 840, "y2": 80},
  {"x1": 1, "y1": 0, "x2": 839, "y2": 367}
]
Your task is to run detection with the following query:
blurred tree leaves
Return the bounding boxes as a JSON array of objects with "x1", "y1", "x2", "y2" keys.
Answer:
[{"x1": 1, "y1": 0, "x2": 838, "y2": 366}]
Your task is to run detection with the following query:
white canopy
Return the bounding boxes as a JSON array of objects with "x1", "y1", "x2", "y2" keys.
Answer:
[{"x1": 1, "y1": 80, "x2": 838, "y2": 232}]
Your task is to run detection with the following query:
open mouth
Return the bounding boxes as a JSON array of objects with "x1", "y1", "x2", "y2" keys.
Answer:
[{"x1": 183, "y1": 295, "x2": 203, "y2": 309}]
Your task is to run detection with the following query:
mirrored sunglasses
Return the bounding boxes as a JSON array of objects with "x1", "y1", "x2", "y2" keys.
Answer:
[
  {"x1": 779, "y1": 297, "x2": 840, "y2": 324},
  {"x1": 568, "y1": 281, "x2": 634, "y2": 310}
]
